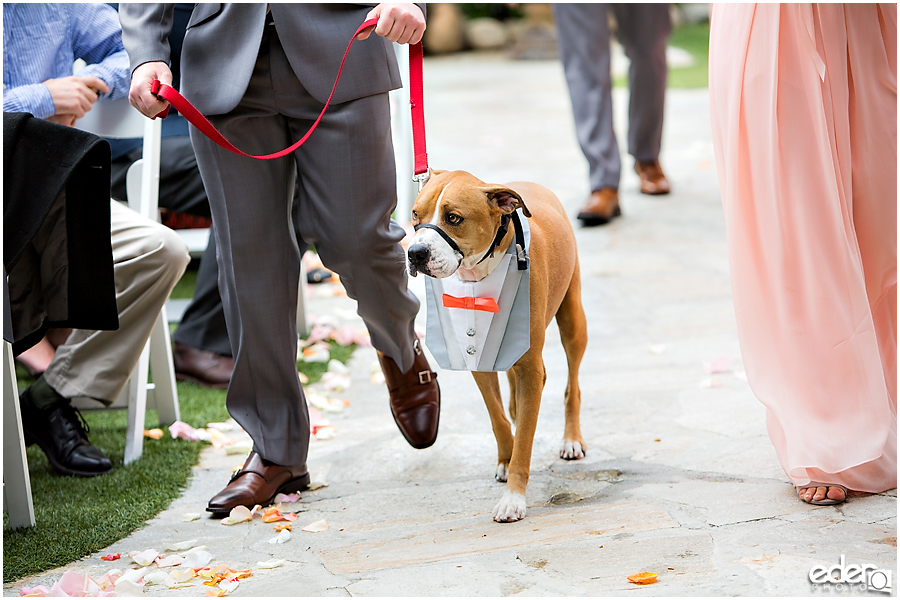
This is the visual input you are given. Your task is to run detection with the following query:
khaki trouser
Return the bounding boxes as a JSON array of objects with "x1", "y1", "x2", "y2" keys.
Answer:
[{"x1": 43, "y1": 200, "x2": 189, "y2": 405}]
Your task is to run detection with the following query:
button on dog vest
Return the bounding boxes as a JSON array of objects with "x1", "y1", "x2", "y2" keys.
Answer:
[
  {"x1": 466, "y1": 345, "x2": 477, "y2": 355},
  {"x1": 466, "y1": 328, "x2": 476, "y2": 337}
]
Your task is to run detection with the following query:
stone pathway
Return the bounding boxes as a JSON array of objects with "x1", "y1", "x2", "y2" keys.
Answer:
[{"x1": 6, "y1": 51, "x2": 895, "y2": 598}]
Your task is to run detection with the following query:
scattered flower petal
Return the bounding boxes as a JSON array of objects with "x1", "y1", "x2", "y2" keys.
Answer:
[
  {"x1": 262, "y1": 505, "x2": 298, "y2": 523},
  {"x1": 274, "y1": 523, "x2": 293, "y2": 532},
  {"x1": 100, "y1": 553, "x2": 121, "y2": 561},
  {"x1": 218, "y1": 578, "x2": 240, "y2": 594},
  {"x1": 268, "y1": 529, "x2": 292, "y2": 544},
  {"x1": 326, "y1": 359, "x2": 349, "y2": 374},
  {"x1": 256, "y1": 559, "x2": 286, "y2": 569},
  {"x1": 206, "y1": 421, "x2": 237, "y2": 432},
  {"x1": 225, "y1": 442, "x2": 253, "y2": 456},
  {"x1": 301, "y1": 344, "x2": 331, "y2": 363},
  {"x1": 298, "y1": 371, "x2": 309, "y2": 384},
  {"x1": 702, "y1": 355, "x2": 733, "y2": 374},
  {"x1": 273, "y1": 492, "x2": 300, "y2": 503},
  {"x1": 166, "y1": 540, "x2": 198, "y2": 552},
  {"x1": 206, "y1": 590, "x2": 227, "y2": 597},
  {"x1": 166, "y1": 569, "x2": 193, "y2": 584},
  {"x1": 182, "y1": 512, "x2": 202, "y2": 522},
  {"x1": 302, "y1": 519, "x2": 329, "y2": 533},
  {"x1": 314, "y1": 425, "x2": 336, "y2": 440},
  {"x1": 321, "y1": 372, "x2": 351, "y2": 394},
  {"x1": 19, "y1": 585, "x2": 49, "y2": 596},
  {"x1": 144, "y1": 570, "x2": 169, "y2": 586},
  {"x1": 627, "y1": 571, "x2": 658, "y2": 585},
  {"x1": 131, "y1": 549, "x2": 161, "y2": 566},
  {"x1": 699, "y1": 377, "x2": 723, "y2": 388},
  {"x1": 156, "y1": 554, "x2": 184, "y2": 568},
  {"x1": 113, "y1": 578, "x2": 145, "y2": 597},
  {"x1": 646, "y1": 343, "x2": 666, "y2": 355},
  {"x1": 182, "y1": 549, "x2": 214, "y2": 570},
  {"x1": 220, "y1": 505, "x2": 253, "y2": 525},
  {"x1": 169, "y1": 420, "x2": 204, "y2": 442},
  {"x1": 143, "y1": 428, "x2": 164, "y2": 439},
  {"x1": 208, "y1": 429, "x2": 236, "y2": 448},
  {"x1": 734, "y1": 369, "x2": 748, "y2": 381}
]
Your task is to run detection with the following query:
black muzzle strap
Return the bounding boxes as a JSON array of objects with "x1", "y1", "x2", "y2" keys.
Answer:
[
  {"x1": 414, "y1": 211, "x2": 527, "y2": 270},
  {"x1": 413, "y1": 222, "x2": 462, "y2": 256}
]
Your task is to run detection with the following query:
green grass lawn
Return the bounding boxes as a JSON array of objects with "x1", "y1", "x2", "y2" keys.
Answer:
[
  {"x1": 3, "y1": 272, "x2": 356, "y2": 583},
  {"x1": 614, "y1": 21, "x2": 710, "y2": 89}
]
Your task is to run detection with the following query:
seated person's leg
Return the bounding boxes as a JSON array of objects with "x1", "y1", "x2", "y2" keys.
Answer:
[{"x1": 20, "y1": 200, "x2": 189, "y2": 476}]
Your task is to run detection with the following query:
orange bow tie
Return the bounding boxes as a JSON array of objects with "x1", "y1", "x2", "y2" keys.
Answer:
[{"x1": 442, "y1": 294, "x2": 499, "y2": 313}]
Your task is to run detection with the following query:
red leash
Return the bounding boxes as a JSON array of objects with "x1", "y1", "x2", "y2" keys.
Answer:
[{"x1": 151, "y1": 18, "x2": 428, "y2": 178}]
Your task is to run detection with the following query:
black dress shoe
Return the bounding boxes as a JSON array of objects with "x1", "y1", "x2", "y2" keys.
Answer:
[{"x1": 19, "y1": 387, "x2": 113, "y2": 477}]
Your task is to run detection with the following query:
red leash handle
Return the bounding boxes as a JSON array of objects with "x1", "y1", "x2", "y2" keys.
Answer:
[{"x1": 150, "y1": 17, "x2": 427, "y2": 171}]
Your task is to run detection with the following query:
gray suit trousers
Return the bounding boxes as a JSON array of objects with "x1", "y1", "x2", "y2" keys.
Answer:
[
  {"x1": 190, "y1": 23, "x2": 419, "y2": 466},
  {"x1": 554, "y1": 3, "x2": 671, "y2": 191}
]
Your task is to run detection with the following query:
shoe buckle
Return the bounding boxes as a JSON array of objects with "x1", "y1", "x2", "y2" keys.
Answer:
[{"x1": 418, "y1": 370, "x2": 432, "y2": 384}]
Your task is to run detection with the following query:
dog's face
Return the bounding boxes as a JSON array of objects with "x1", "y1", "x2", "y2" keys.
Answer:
[{"x1": 407, "y1": 170, "x2": 530, "y2": 279}]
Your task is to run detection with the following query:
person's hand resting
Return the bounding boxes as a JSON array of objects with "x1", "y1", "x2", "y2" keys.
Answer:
[
  {"x1": 357, "y1": 3, "x2": 425, "y2": 45},
  {"x1": 43, "y1": 75, "x2": 108, "y2": 124},
  {"x1": 128, "y1": 61, "x2": 173, "y2": 119}
]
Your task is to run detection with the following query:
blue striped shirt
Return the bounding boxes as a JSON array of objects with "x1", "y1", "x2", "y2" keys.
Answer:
[{"x1": 3, "y1": 3, "x2": 130, "y2": 119}]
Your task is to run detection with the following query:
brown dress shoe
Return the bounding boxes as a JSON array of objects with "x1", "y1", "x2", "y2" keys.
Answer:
[
  {"x1": 634, "y1": 160, "x2": 670, "y2": 195},
  {"x1": 173, "y1": 342, "x2": 234, "y2": 389},
  {"x1": 577, "y1": 187, "x2": 621, "y2": 225},
  {"x1": 377, "y1": 338, "x2": 440, "y2": 449},
  {"x1": 207, "y1": 451, "x2": 309, "y2": 514}
]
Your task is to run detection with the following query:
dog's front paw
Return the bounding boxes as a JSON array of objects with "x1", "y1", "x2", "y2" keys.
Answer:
[
  {"x1": 492, "y1": 491, "x2": 526, "y2": 522},
  {"x1": 495, "y1": 462, "x2": 508, "y2": 482},
  {"x1": 559, "y1": 439, "x2": 586, "y2": 460}
]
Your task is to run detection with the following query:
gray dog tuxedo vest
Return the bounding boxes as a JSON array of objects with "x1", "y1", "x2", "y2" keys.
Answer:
[{"x1": 424, "y1": 210, "x2": 531, "y2": 372}]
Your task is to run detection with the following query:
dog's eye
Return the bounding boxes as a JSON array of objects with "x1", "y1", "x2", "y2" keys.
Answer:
[
  {"x1": 411, "y1": 210, "x2": 418, "y2": 222},
  {"x1": 446, "y1": 213, "x2": 463, "y2": 226}
]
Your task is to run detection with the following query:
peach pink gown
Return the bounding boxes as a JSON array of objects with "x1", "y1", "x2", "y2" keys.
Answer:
[{"x1": 709, "y1": 4, "x2": 897, "y2": 492}]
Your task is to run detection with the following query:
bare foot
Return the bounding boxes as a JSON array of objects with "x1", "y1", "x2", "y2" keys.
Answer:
[
  {"x1": 798, "y1": 485, "x2": 846, "y2": 504},
  {"x1": 16, "y1": 337, "x2": 56, "y2": 376}
]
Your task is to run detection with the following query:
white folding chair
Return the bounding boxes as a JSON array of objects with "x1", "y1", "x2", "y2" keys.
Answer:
[
  {"x1": 3, "y1": 340, "x2": 35, "y2": 529},
  {"x1": 73, "y1": 96, "x2": 180, "y2": 464}
]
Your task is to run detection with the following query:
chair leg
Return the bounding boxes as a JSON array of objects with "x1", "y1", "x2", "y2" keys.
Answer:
[
  {"x1": 124, "y1": 342, "x2": 149, "y2": 465},
  {"x1": 3, "y1": 341, "x2": 35, "y2": 528},
  {"x1": 148, "y1": 308, "x2": 180, "y2": 425}
]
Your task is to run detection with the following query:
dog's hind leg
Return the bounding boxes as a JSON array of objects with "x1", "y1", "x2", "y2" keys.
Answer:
[
  {"x1": 472, "y1": 371, "x2": 514, "y2": 482},
  {"x1": 555, "y1": 264, "x2": 587, "y2": 460}
]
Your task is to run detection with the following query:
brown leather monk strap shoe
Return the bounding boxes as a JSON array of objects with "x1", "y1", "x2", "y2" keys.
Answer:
[
  {"x1": 173, "y1": 342, "x2": 234, "y2": 389},
  {"x1": 634, "y1": 159, "x2": 670, "y2": 195},
  {"x1": 206, "y1": 451, "x2": 309, "y2": 514},
  {"x1": 577, "y1": 187, "x2": 621, "y2": 225},
  {"x1": 377, "y1": 338, "x2": 440, "y2": 449}
]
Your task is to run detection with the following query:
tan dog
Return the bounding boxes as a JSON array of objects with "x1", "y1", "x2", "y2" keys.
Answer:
[{"x1": 407, "y1": 170, "x2": 587, "y2": 522}]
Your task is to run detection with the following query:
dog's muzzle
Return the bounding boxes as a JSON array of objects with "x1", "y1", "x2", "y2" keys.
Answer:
[{"x1": 407, "y1": 243, "x2": 431, "y2": 277}]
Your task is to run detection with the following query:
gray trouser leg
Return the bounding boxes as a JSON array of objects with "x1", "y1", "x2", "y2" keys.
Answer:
[
  {"x1": 554, "y1": 3, "x2": 620, "y2": 191},
  {"x1": 190, "y1": 24, "x2": 418, "y2": 467},
  {"x1": 610, "y1": 3, "x2": 671, "y2": 163}
]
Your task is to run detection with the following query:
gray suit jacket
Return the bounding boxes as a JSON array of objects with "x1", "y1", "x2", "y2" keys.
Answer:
[{"x1": 120, "y1": 3, "x2": 421, "y2": 115}]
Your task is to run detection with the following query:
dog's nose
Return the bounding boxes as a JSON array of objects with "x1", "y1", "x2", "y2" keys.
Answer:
[{"x1": 408, "y1": 244, "x2": 431, "y2": 267}]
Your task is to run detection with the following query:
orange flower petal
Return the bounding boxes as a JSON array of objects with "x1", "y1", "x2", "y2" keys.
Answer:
[{"x1": 627, "y1": 572, "x2": 658, "y2": 585}]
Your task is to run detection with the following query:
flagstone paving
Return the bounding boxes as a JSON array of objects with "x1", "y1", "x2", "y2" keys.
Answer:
[{"x1": 6, "y1": 51, "x2": 895, "y2": 598}]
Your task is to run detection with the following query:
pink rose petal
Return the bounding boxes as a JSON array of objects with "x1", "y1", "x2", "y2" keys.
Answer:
[
  {"x1": 168, "y1": 420, "x2": 203, "y2": 442},
  {"x1": 19, "y1": 585, "x2": 49, "y2": 597},
  {"x1": 273, "y1": 492, "x2": 300, "y2": 503},
  {"x1": 702, "y1": 355, "x2": 733, "y2": 374}
]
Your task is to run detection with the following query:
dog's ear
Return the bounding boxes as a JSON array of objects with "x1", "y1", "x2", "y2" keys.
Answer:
[
  {"x1": 484, "y1": 186, "x2": 532, "y2": 218},
  {"x1": 421, "y1": 168, "x2": 446, "y2": 187}
]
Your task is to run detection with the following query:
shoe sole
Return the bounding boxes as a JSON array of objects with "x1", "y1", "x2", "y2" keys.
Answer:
[
  {"x1": 206, "y1": 472, "x2": 311, "y2": 515},
  {"x1": 175, "y1": 372, "x2": 230, "y2": 390},
  {"x1": 23, "y1": 429, "x2": 112, "y2": 478},
  {"x1": 578, "y1": 205, "x2": 622, "y2": 226},
  {"x1": 390, "y1": 385, "x2": 441, "y2": 450}
]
